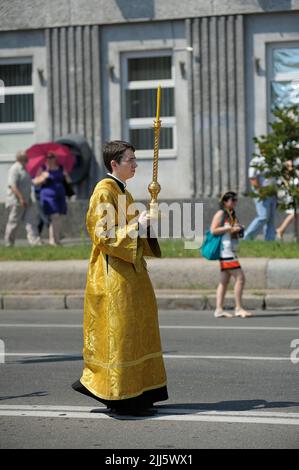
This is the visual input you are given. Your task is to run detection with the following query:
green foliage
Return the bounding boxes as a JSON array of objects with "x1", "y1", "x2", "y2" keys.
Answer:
[{"x1": 252, "y1": 105, "x2": 299, "y2": 213}]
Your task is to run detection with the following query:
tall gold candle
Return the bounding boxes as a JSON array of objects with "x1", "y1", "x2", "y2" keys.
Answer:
[{"x1": 155, "y1": 84, "x2": 161, "y2": 122}]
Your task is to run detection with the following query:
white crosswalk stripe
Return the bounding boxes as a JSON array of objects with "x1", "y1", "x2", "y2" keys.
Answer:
[{"x1": 0, "y1": 405, "x2": 298, "y2": 425}]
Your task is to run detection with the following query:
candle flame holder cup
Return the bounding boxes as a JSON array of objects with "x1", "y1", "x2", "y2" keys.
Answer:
[{"x1": 148, "y1": 180, "x2": 161, "y2": 219}]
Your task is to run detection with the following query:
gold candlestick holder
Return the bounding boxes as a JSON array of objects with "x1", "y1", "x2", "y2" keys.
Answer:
[{"x1": 148, "y1": 118, "x2": 162, "y2": 218}]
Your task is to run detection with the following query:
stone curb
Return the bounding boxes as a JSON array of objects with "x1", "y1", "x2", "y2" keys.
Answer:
[
  {"x1": 0, "y1": 292, "x2": 298, "y2": 311},
  {"x1": 205, "y1": 294, "x2": 265, "y2": 310},
  {"x1": 1, "y1": 258, "x2": 299, "y2": 290},
  {"x1": 2, "y1": 295, "x2": 66, "y2": 310},
  {"x1": 265, "y1": 294, "x2": 299, "y2": 310}
]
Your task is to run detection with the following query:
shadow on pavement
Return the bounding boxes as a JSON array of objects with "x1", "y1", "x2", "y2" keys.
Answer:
[
  {"x1": 10, "y1": 355, "x2": 82, "y2": 365},
  {"x1": 252, "y1": 313, "x2": 299, "y2": 318},
  {"x1": 157, "y1": 399, "x2": 299, "y2": 412},
  {"x1": 89, "y1": 399, "x2": 299, "y2": 421},
  {"x1": 0, "y1": 391, "x2": 48, "y2": 400}
]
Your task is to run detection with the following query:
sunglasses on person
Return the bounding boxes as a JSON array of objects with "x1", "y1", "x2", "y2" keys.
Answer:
[{"x1": 46, "y1": 154, "x2": 56, "y2": 160}]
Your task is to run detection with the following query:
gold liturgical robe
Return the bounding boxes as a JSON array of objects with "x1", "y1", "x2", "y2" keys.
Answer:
[{"x1": 80, "y1": 178, "x2": 167, "y2": 401}]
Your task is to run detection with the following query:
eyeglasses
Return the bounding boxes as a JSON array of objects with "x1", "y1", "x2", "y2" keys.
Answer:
[
  {"x1": 121, "y1": 158, "x2": 136, "y2": 165},
  {"x1": 46, "y1": 155, "x2": 56, "y2": 160}
]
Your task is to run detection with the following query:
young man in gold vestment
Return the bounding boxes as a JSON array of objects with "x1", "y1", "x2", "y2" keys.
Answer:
[{"x1": 72, "y1": 140, "x2": 168, "y2": 416}]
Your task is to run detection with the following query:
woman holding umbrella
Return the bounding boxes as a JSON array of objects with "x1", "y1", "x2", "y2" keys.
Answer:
[{"x1": 32, "y1": 151, "x2": 71, "y2": 246}]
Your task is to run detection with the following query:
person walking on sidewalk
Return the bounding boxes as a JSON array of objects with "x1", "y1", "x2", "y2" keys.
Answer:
[
  {"x1": 72, "y1": 140, "x2": 168, "y2": 416},
  {"x1": 211, "y1": 191, "x2": 252, "y2": 318},
  {"x1": 4, "y1": 151, "x2": 42, "y2": 247},
  {"x1": 244, "y1": 154, "x2": 277, "y2": 241},
  {"x1": 32, "y1": 151, "x2": 68, "y2": 246}
]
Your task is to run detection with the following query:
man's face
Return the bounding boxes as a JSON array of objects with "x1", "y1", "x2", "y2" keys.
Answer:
[{"x1": 112, "y1": 148, "x2": 138, "y2": 181}]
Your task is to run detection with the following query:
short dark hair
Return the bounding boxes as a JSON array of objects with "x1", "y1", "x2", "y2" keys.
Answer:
[{"x1": 103, "y1": 140, "x2": 135, "y2": 172}]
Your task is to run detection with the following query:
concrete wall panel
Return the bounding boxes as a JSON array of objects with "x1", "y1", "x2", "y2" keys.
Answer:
[{"x1": 190, "y1": 15, "x2": 246, "y2": 197}]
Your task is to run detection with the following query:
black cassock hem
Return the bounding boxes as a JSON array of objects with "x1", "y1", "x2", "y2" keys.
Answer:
[{"x1": 72, "y1": 380, "x2": 168, "y2": 410}]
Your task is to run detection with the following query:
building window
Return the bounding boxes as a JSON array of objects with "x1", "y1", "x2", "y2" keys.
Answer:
[
  {"x1": 0, "y1": 58, "x2": 35, "y2": 167},
  {"x1": 0, "y1": 58, "x2": 34, "y2": 128},
  {"x1": 122, "y1": 51, "x2": 176, "y2": 158},
  {"x1": 268, "y1": 44, "x2": 299, "y2": 112}
]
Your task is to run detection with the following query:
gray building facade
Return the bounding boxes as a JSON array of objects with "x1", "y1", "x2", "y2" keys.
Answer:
[{"x1": 1, "y1": 0, "x2": 299, "y2": 207}]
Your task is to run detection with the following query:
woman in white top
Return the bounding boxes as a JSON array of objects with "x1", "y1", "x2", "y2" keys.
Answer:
[{"x1": 210, "y1": 191, "x2": 252, "y2": 319}]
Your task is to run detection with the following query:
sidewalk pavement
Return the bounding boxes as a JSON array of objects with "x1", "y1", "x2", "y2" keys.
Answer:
[{"x1": 0, "y1": 258, "x2": 298, "y2": 311}]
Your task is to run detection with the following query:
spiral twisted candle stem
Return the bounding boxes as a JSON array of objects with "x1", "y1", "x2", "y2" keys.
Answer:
[{"x1": 148, "y1": 85, "x2": 162, "y2": 217}]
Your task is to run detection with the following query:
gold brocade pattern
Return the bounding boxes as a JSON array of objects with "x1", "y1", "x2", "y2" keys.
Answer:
[{"x1": 80, "y1": 178, "x2": 167, "y2": 401}]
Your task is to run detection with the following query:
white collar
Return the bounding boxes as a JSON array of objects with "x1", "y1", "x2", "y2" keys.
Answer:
[{"x1": 107, "y1": 173, "x2": 127, "y2": 188}]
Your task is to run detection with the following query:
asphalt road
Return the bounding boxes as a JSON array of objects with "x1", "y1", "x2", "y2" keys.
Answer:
[{"x1": 0, "y1": 309, "x2": 299, "y2": 449}]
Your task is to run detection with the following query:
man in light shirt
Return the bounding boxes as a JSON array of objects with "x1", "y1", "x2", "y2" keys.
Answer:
[
  {"x1": 4, "y1": 151, "x2": 42, "y2": 247},
  {"x1": 244, "y1": 155, "x2": 277, "y2": 241}
]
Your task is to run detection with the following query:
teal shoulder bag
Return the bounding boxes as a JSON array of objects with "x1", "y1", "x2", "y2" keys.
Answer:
[{"x1": 200, "y1": 211, "x2": 225, "y2": 260}]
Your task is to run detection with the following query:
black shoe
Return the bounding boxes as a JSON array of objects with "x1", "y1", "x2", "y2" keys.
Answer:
[
  {"x1": 72, "y1": 380, "x2": 95, "y2": 399},
  {"x1": 144, "y1": 401, "x2": 156, "y2": 409},
  {"x1": 72, "y1": 380, "x2": 105, "y2": 404}
]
